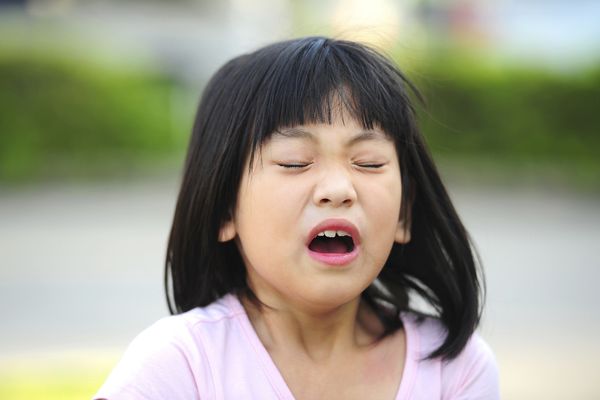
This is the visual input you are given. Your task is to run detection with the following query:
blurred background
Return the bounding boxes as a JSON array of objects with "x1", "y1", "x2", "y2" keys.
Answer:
[{"x1": 0, "y1": 0, "x2": 598, "y2": 399}]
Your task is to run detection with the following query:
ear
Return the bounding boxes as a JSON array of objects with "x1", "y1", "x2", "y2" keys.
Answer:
[
  {"x1": 395, "y1": 185, "x2": 414, "y2": 244},
  {"x1": 218, "y1": 219, "x2": 236, "y2": 242},
  {"x1": 394, "y1": 217, "x2": 411, "y2": 244},
  {"x1": 394, "y1": 176, "x2": 415, "y2": 244}
]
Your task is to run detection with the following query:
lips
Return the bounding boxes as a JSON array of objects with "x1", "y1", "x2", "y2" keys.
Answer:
[{"x1": 306, "y1": 219, "x2": 361, "y2": 266}]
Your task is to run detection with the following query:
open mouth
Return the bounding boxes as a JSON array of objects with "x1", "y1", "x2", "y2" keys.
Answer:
[{"x1": 308, "y1": 230, "x2": 355, "y2": 254}]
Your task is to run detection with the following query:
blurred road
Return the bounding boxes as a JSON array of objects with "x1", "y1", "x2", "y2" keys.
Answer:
[{"x1": 1, "y1": 177, "x2": 599, "y2": 399}]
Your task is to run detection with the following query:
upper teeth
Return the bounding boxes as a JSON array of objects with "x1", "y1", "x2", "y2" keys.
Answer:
[{"x1": 317, "y1": 230, "x2": 351, "y2": 238}]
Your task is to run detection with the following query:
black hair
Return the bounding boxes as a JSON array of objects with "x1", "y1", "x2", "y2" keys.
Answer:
[{"x1": 165, "y1": 36, "x2": 484, "y2": 360}]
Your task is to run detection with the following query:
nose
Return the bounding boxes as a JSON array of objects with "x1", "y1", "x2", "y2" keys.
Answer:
[{"x1": 312, "y1": 165, "x2": 357, "y2": 208}]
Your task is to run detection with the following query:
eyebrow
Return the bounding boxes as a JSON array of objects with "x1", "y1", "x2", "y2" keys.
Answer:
[
  {"x1": 272, "y1": 127, "x2": 391, "y2": 146},
  {"x1": 273, "y1": 127, "x2": 316, "y2": 141}
]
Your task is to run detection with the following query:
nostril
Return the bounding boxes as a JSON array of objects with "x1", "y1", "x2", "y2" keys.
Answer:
[{"x1": 318, "y1": 197, "x2": 353, "y2": 206}]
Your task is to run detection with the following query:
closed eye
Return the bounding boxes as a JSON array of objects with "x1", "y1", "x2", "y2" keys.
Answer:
[
  {"x1": 277, "y1": 163, "x2": 312, "y2": 169},
  {"x1": 355, "y1": 163, "x2": 386, "y2": 169}
]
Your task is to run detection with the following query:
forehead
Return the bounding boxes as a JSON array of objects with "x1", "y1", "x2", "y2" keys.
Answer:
[
  {"x1": 273, "y1": 125, "x2": 389, "y2": 140},
  {"x1": 268, "y1": 124, "x2": 394, "y2": 149}
]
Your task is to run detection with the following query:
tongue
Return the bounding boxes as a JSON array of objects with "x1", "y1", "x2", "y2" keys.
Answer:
[{"x1": 311, "y1": 238, "x2": 348, "y2": 254}]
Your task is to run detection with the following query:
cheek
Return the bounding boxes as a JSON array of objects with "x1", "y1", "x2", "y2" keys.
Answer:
[
  {"x1": 363, "y1": 168, "x2": 402, "y2": 214},
  {"x1": 235, "y1": 174, "x2": 306, "y2": 261},
  {"x1": 359, "y1": 175, "x2": 402, "y2": 253},
  {"x1": 238, "y1": 174, "x2": 305, "y2": 229}
]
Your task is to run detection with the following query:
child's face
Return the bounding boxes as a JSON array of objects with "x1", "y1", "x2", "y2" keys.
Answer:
[{"x1": 220, "y1": 112, "x2": 410, "y2": 311}]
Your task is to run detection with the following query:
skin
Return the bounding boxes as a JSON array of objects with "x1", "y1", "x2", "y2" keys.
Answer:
[{"x1": 219, "y1": 110, "x2": 411, "y2": 399}]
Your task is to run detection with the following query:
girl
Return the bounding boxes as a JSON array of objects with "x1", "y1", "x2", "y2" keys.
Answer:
[{"x1": 95, "y1": 37, "x2": 499, "y2": 399}]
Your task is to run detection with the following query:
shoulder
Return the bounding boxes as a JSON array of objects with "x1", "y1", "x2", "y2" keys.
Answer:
[
  {"x1": 121, "y1": 294, "x2": 242, "y2": 364},
  {"x1": 401, "y1": 313, "x2": 500, "y2": 400},
  {"x1": 93, "y1": 295, "x2": 242, "y2": 400},
  {"x1": 439, "y1": 331, "x2": 499, "y2": 399}
]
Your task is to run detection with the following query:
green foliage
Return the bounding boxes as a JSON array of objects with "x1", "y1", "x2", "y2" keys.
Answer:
[
  {"x1": 1, "y1": 47, "x2": 598, "y2": 188},
  {"x1": 0, "y1": 51, "x2": 187, "y2": 182},
  {"x1": 403, "y1": 54, "x2": 600, "y2": 187}
]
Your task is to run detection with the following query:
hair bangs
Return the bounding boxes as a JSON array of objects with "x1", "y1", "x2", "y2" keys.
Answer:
[{"x1": 242, "y1": 38, "x2": 415, "y2": 166}]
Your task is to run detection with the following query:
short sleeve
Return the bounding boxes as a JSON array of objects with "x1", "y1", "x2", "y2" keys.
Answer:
[
  {"x1": 441, "y1": 333, "x2": 500, "y2": 400},
  {"x1": 93, "y1": 317, "x2": 209, "y2": 400}
]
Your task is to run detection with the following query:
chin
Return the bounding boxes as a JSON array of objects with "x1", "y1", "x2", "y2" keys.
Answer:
[{"x1": 297, "y1": 284, "x2": 364, "y2": 312}]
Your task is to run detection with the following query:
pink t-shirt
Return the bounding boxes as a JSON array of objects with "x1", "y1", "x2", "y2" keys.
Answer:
[{"x1": 94, "y1": 294, "x2": 499, "y2": 399}]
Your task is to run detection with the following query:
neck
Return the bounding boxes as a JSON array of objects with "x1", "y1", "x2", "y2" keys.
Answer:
[{"x1": 241, "y1": 292, "x2": 382, "y2": 363}]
